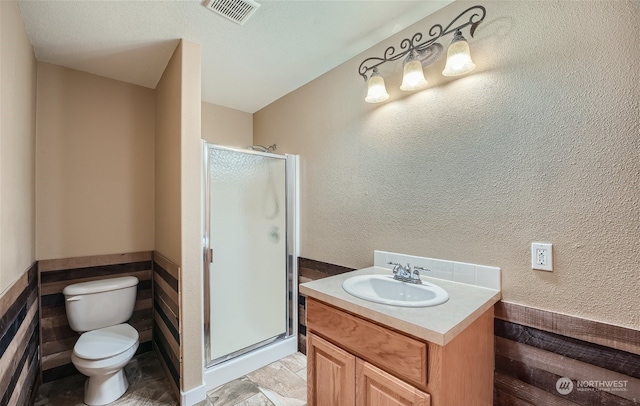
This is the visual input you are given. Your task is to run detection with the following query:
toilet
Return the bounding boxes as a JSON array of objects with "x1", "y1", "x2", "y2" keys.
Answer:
[{"x1": 63, "y1": 276, "x2": 140, "y2": 406}]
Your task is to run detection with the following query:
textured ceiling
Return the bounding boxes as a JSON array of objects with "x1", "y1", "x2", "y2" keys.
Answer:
[{"x1": 18, "y1": 0, "x2": 452, "y2": 113}]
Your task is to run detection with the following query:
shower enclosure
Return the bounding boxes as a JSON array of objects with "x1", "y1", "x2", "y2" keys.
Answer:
[{"x1": 202, "y1": 142, "x2": 298, "y2": 390}]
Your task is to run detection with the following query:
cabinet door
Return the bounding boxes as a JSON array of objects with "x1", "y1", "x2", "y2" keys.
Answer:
[
  {"x1": 356, "y1": 359, "x2": 431, "y2": 406},
  {"x1": 307, "y1": 332, "x2": 356, "y2": 406}
]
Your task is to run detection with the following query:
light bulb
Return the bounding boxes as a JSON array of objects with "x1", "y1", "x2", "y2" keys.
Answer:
[
  {"x1": 400, "y1": 53, "x2": 427, "y2": 91},
  {"x1": 365, "y1": 70, "x2": 389, "y2": 103},
  {"x1": 442, "y1": 30, "x2": 476, "y2": 76}
]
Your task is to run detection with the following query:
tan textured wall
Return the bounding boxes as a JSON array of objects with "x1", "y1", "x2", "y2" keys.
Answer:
[
  {"x1": 36, "y1": 63, "x2": 155, "y2": 260},
  {"x1": 155, "y1": 39, "x2": 204, "y2": 393},
  {"x1": 0, "y1": 1, "x2": 37, "y2": 291},
  {"x1": 254, "y1": 1, "x2": 640, "y2": 329},
  {"x1": 180, "y1": 40, "x2": 204, "y2": 393},
  {"x1": 155, "y1": 43, "x2": 182, "y2": 265},
  {"x1": 201, "y1": 101, "x2": 252, "y2": 148}
]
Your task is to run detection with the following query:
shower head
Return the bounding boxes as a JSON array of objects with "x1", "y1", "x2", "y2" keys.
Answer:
[{"x1": 247, "y1": 144, "x2": 277, "y2": 153}]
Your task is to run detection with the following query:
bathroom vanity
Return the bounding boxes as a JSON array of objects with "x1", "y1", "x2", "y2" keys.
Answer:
[{"x1": 300, "y1": 266, "x2": 501, "y2": 406}]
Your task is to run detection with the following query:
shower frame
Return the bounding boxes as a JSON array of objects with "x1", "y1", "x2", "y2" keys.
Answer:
[{"x1": 201, "y1": 142, "x2": 299, "y2": 385}]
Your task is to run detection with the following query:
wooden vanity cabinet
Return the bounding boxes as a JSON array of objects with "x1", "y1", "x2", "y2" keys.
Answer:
[
  {"x1": 356, "y1": 358, "x2": 431, "y2": 406},
  {"x1": 307, "y1": 333, "x2": 355, "y2": 405},
  {"x1": 306, "y1": 298, "x2": 494, "y2": 406},
  {"x1": 308, "y1": 333, "x2": 430, "y2": 406}
]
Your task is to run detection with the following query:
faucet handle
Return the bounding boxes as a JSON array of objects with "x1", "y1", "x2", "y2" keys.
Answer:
[
  {"x1": 414, "y1": 266, "x2": 431, "y2": 273},
  {"x1": 388, "y1": 261, "x2": 401, "y2": 274},
  {"x1": 411, "y1": 269, "x2": 423, "y2": 284}
]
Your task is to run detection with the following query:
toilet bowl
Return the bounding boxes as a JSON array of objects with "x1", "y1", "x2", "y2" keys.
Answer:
[
  {"x1": 71, "y1": 323, "x2": 139, "y2": 405},
  {"x1": 63, "y1": 276, "x2": 139, "y2": 405}
]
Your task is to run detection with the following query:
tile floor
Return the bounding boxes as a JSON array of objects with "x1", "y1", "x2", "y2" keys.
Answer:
[
  {"x1": 35, "y1": 351, "x2": 307, "y2": 406},
  {"x1": 197, "y1": 352, "x2": 307, "y2": 406}
]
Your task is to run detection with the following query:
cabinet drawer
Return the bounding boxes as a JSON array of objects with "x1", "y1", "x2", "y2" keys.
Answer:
[{"x1": 306, "y1": 298, "x2": 428, "y2": 386}]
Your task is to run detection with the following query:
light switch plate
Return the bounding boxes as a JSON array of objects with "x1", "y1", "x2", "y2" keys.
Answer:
[{"x1": 531, "y1": 242, "x2": 553, "y2": 271}]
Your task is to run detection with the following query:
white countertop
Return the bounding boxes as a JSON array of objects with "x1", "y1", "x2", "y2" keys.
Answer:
[{"x1": 300, "y1": 266, "x2": 501, "y2": 346}]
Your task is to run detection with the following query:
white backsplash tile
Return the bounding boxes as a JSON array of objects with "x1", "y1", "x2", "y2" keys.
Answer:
[
  {"x1": 427, "y1": 258, "x2": 454, "y2": 281},
  {"x1": 453, "y1": 262, "x2": 476, "y2": 285},
  {"x1": 385, "y1": 252, "x2": 405, "y2": 268},
  {"x1": 408, "y1": 256, "x2": 430, "y2": 273},
  {"x1": 373, "y1": 251, "x2": 388, "y2": 268},
  {"x1": 405, "y1": 254, "x2": 424, "y2": 268},
  {"x1": 373, "y1": 250, "x2": 500, "y2": 291},
  {"x1": 475, "y1": 265, "x2": 501, "y2": 290}
]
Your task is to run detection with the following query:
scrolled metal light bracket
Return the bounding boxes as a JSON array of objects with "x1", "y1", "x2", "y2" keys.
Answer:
[{"x1": 357, "y1": 5, "x2": 486, "y2": 81}]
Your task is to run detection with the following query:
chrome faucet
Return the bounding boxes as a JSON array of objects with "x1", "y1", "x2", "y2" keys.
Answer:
[
  {"x1": 388, "y1": 262, "x2": 423, "y2": 284},
  {"x1": 387, "y1": 262, "x2": 431, "y2": 285}
]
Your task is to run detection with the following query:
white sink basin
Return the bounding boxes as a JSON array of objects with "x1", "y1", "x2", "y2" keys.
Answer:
[{"x1": 342, "y1": 274, "x2": 449, "y2": 307}]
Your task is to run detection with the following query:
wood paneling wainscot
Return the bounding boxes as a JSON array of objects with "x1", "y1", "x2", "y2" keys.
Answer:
[
  {"x1": 152, "y1": 251, "x2": 181, "y2": 399},
  {"x1": 494, "y1": 301, "x2": 640, "y2": 405},
  {"x1": 39, "y1": 252, "x2": 154, "y2": 383},
  {"x1": 0, "y1": 263, "x2": 39, "y2": 406}
]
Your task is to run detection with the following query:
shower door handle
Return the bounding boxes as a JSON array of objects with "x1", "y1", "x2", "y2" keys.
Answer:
[{"x1": 207, "y1": 248, "x2": 214, "y2": 263}]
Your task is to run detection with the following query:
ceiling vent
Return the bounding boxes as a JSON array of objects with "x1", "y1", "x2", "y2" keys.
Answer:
[{"x1": 203, "y1": 0, "x2": 260, "y2": 25}]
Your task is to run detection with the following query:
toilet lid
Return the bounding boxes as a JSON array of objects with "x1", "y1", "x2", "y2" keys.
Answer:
[{"x1": 74, "y1": 323, "x2": 139, "y2": 360}]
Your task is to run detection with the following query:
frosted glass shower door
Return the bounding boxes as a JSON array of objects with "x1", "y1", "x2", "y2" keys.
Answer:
[{"x1": 207, "y1": 147, "x2": 287, "y2": 363}]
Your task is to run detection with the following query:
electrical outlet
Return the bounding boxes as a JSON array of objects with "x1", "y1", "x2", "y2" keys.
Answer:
[{"x1": 531, "y1": 242, "x2": 553, "y2": 271}]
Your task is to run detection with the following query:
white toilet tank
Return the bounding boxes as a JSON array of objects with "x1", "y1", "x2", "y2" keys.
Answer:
[{"x1": 63, "y1": 276, "x2": 139, "y2": 332}]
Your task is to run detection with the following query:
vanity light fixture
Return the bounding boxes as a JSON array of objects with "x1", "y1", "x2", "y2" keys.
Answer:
[
  {"x1": 442, "y1": 30, "x2": 476, "y2": 76},
  {"x1": 400, "y1": 51, "x2": 428, "y2": 91},
  {"x1": 358, "y1": 5, "x2": 486, "y2": 103},
  {"x1": 365, "y1": 68, "x2": 390, "y2": 103}
]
